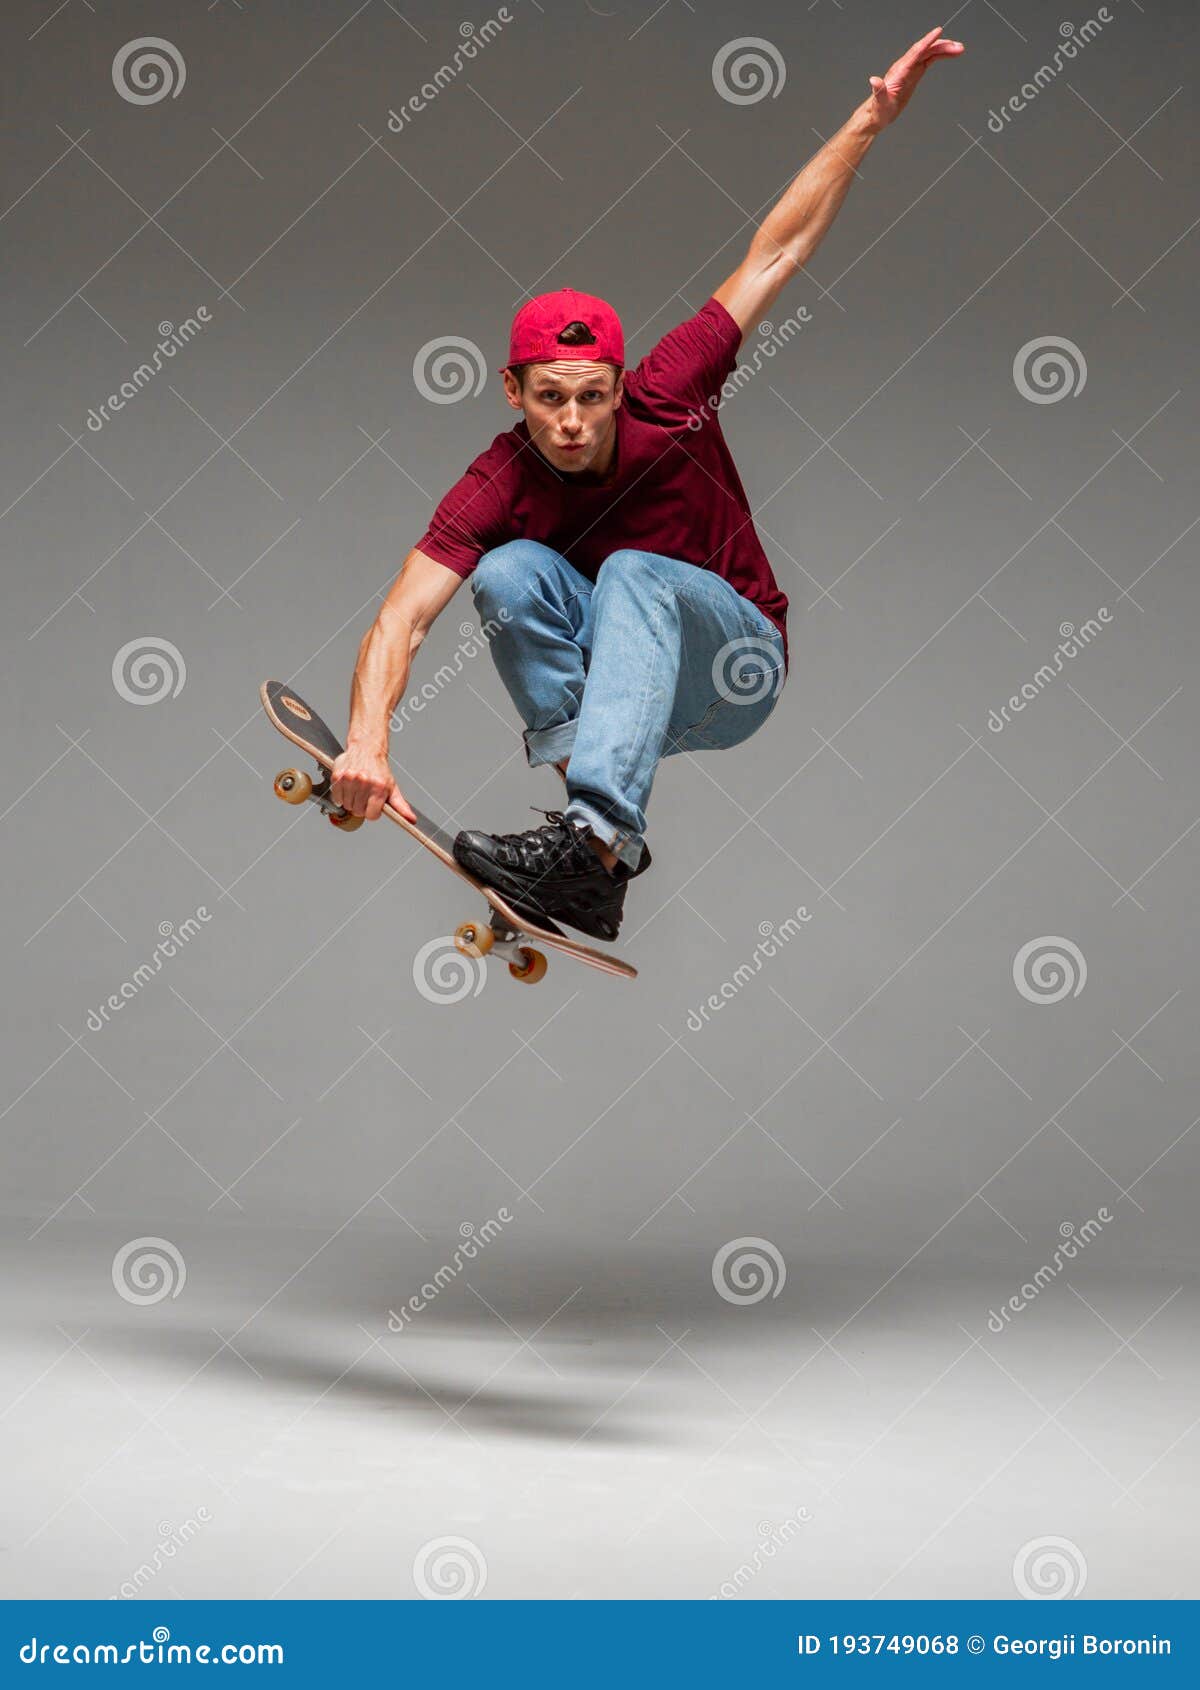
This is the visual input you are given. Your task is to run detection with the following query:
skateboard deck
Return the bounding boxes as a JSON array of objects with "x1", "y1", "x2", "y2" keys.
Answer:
[{"x1": 260, "y1": 681, "x2": 636, "y2": 985}]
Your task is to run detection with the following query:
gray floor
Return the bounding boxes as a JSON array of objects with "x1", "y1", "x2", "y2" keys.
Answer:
[{"x1": 3, "y1": 1218, "x2": 1196, "y2": 1600}]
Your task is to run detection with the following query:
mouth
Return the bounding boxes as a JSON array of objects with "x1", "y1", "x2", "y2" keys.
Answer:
[{"x1": 557, "y1": 442, "x2": 585, "y2": 453}]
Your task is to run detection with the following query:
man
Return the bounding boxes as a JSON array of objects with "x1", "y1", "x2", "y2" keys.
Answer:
[{"x1": 331, "y1": 26, "x2": 963, "y2": 941}]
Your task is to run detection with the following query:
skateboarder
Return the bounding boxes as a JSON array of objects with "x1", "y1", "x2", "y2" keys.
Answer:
[{"x1": 331, "y1": 26, "x2": 963, "y2": 940}]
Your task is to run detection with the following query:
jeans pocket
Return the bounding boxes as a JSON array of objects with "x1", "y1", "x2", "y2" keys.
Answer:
[{"x1": 673, "y1": 682, "x2": 781, "y2": 753}]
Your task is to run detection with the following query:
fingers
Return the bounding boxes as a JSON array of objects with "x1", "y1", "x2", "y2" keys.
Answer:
[
  {"x1": 330, "y1": 768, "x2": 392, "y2": 819},
  {"x1": 328, "y1": 754, "x2": 416, "y2": 824},
  {"x1": 389, "y1": 784, "x2": 418, "y2": 824}
]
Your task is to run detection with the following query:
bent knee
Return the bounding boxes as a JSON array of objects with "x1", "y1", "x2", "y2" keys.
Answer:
[
  {"x1": 596, "y1": 549, "x2": 664, "y2": 592},
  {"x1": 471, "y1": 540, "x2": 558, "y2": 609}
]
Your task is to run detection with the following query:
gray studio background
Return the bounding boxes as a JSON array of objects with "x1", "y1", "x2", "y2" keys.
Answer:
[{"x1": 1, "y1": 0, "x2": 1197, "y2": 1602}]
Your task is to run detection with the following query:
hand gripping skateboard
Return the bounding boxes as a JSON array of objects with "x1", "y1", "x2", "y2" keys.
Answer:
[{"x1": 260, "y1": 682, "x2": 636, "y2": 986}]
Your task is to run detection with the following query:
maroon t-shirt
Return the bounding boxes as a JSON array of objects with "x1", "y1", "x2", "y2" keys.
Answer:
[{"x1": 415, "y1": 296, "x2": 789, "y2": 666}]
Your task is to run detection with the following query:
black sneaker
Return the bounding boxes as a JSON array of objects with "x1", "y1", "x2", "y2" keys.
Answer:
[{"x1": 452, "y1": 809, "x2": 650, "y2": 943}]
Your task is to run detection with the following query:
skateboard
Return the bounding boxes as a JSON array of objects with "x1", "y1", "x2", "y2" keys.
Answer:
[{"x1": 260, "y1": 681, "x2": 636, "y2": 986}]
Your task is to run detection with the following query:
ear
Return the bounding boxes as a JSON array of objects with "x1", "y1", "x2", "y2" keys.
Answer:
[{"x1": 501, "y1": 368, "x2": 524, "y2": 410}]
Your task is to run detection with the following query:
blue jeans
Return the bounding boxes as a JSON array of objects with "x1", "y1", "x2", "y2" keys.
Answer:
[{"x1": 470, "y1": 542, "x2": 786, "y2": 871}]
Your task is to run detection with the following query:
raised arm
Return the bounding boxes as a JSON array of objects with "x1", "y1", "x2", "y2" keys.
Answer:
[
  {"x1": 713, "y1": 26, "x2": 964, "y2": 338},
  {"x1": 330, "y1": 549, "x2": 465, "y2": 821}
]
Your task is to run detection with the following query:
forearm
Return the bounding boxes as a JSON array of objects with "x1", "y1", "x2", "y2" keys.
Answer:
[
  {"x1": 753, "y1": 99, "x2": 881, "y2": 275},
  {"x1": 346, "y1": 605, "x2": 421, "y2": 755}
]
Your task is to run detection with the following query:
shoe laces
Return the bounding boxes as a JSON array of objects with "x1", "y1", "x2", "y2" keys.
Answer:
[{"x1": 492, "y1": 808, "x2": 589, "y2": 869}]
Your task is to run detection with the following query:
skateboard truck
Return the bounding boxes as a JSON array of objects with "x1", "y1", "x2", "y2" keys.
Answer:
[
  {"x1": 450, "y1": 909, "x2": 549, "y2": 983},
  {"x1": 273, "y1": 765, "x2": 364, "y2": 831}
]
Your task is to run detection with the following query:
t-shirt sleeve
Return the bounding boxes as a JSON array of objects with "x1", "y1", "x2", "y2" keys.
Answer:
[
  {"x1": 414, "y1": 460, "x2": 511, "y2": 579},
  {"x1": 625, "y1": 297, "x2": 743, "y2": 411}
]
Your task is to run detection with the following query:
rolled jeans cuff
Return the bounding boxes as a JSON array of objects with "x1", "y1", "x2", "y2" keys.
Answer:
[
  {"x1": 564, "y1": 799, "x2": 645, "y2": 872},
  {"x1": 524, "y1": 718, "x2": 578, "y2": 768}
]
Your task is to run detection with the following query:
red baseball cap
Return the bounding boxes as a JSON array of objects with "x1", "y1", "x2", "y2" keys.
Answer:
[{"x1": 502, "y1": 287, "x2": 624, "y2": 373}]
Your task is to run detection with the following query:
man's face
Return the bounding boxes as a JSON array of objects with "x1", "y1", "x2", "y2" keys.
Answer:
[{"x1": 504, "y1": 359, "x2": 623, "y2": 474}]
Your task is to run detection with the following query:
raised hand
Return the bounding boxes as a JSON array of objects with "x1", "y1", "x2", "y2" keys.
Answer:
[{"x1": 867, "y1": 26, "x2": 964, "y2": 128}]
